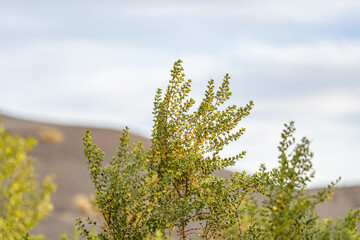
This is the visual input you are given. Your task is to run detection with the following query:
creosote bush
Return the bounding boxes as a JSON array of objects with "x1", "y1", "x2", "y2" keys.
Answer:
[
  {"x1": 0, "y1": 124, "x2": 56, "y2": 240},
  {"x1": 76, "y1": 60, "x2": 360, "y2": 240}
]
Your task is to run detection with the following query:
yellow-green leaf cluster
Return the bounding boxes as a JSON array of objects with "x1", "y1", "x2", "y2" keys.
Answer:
[{"x1": 0, "y1": 124, "x2": 56, "y2": 239}]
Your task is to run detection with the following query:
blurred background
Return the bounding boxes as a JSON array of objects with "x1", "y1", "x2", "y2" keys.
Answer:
[{"x1": 1, "y1": 0, "x2": 359, "y2": 187}]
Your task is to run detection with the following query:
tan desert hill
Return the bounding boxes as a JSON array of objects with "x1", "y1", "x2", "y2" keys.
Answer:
[{"x1": 1, "y1": 114, "x2": 360, "y2": 238}]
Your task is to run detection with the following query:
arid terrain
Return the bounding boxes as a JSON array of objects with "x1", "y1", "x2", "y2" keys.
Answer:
[{"x1": 1, "y1": 115, "x2": 360, "y2": 239}]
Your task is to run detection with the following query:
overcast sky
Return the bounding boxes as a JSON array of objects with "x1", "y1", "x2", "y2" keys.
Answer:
[{"x1": 1, "y1": 0, "x2": 359, "y2": 187}]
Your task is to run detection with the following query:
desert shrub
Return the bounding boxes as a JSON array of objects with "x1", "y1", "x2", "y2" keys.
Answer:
[
  {"x1": 0, "y1": 124, "x2": 56, "y2": 239},
  {"x1": 78, "y1": 60, "x2": 360, "y2": 239},
  {"x1": 230, "y1": 122, "x2": 360, "y2": 239},
  {"x1": 37, "y1": 127, "x2": 64, "y2": 144}
]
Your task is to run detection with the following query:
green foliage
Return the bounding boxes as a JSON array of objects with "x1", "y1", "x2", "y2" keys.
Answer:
[
  {"x1": 231, "y1": 122, "x2": 356, "y2": 239},
  {"x1": 78, "y1": 60, "x2": 360, "y2": 239},
  {"x1": 315, "y1": 209, "x2": 360, "y2": 239},
  {"x1": 229, "y1": 121, "x2": 360, "y2": 240},
  {"x1": 259, "y1": 122, "x2": 339, "y2": 239},
  {"x1": 0, "y1": 124, "x2": 56, "y2": 239},
  {"x1": 54, "y1": 229, "x2": 83, "y2": 240}
]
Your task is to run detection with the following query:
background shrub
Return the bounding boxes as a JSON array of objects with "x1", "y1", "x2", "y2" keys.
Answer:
[
  {"x1": 0, "y1": 124, "x2": 56, "y2": 239},
  {"x1": 37, "y1": 128, "x2": 64, "y2": 145}
]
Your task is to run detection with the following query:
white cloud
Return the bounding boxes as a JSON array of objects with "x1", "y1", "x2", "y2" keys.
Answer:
[
  {"x1": 88, "y1": 0, "x2": 360, "y2": 25},
  {"x1": 234, "y1": 41, "x2": 360, "y2": 69},
  {"x1": 0, "y1": 10, "x2": 53, "y2": 31},
  {"x1": 84, "y1": 0, "x2": 360, "y2": 23},
  {"x1": 255, "y1": 90, "x2": 360, "y2": 120}
]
